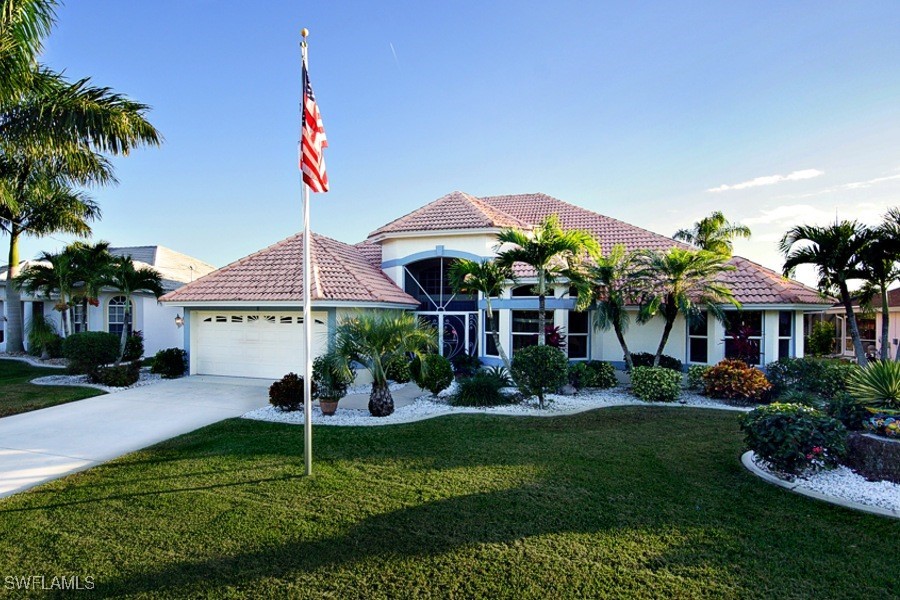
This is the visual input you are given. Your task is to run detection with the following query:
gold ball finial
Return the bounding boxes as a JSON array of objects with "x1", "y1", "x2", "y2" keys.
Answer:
[{"x1": 301, "y1": 28, "x2": 309, "y2": 38}]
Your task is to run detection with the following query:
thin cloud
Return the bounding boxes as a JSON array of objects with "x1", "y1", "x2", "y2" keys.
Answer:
[
  {"x1": 707, "y1": 169, "x2": 824, "y2": 193},
  {"x1": 844, "y1": 173, "x2": 900, "y2": 189},
  {"x1": 743, "y1": 202, "x2": 884, "y2": 226},
  {"x1": 776, "y1": 172, "x2": 900, "y2": 199},
  {"x1": 389, "y1": 42, "x2": 400, "y2": 69}
]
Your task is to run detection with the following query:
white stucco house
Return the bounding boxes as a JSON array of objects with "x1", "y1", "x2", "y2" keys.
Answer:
[
  {"x1": 0, "y1": 246, "x2": 216, "y2": 356},
  {"x1": 161, "y1": 191, "x2": 830, "y2": 379},
  {"x1": 805, "y1": 287, "x2": 900, "y2": 359}
]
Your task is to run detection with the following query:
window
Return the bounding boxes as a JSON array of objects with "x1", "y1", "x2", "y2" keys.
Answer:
[
  {"x1": 403, "y1": 258, "x2": 476, "y2": 311},
  {"x1": 567, "y1": 311, "x2": 589, "y2": 359},
  {"x1": 725, "y1": 311, "x2": 762, "y2": 364},
  {"x1": 108, "y1": 296, "x2": 133, "y2": 336},
  {"x1": 688, "y1": 312, "x2": 708, "y2": 364},
  {"x1": 778, "y1": 311, "x2": 793, "y2": 360},
  {"x1": 483, "y1": 311, "x2": 499, "y2": 357},
  {"x1": 511, "y1": 311, "x2": 551, "y2": 352},
  {"x1": 850, "y1": 318, "x2": 877, "y2": 354},
  {"x1": 73, "y1": 303, "x2": 85, "y2": 333},
  {"x1": 511, "y1": 285, "x2": 537, "y2": 297}
]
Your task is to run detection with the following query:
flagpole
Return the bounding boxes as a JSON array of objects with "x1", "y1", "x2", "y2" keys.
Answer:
[{"x1": 301, "y1": 28, "x2": 313, "y2": 477}]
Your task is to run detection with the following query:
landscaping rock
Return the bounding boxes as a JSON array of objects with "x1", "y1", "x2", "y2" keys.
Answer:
[{"x1": 842, "y1": 433, "x2": 900, "y2": 485}]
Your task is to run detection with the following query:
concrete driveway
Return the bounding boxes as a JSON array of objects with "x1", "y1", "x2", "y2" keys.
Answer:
[{"x1": 0, "y1": 376, "x2": 269, "y2": 499}]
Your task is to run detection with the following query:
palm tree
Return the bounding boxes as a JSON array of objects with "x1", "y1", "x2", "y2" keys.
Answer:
[
  {"x1": 639, "y1": 247, "x2": 739, "y2": 366},
  {"x1": 448, "y1": 258, "x2": 516, "y2": 373},
  {"x1": 496, "y1": 214, "x2": 600, "y2": 345},
  {"x1": 857, "y1": 210, "x2": 900, "y2": 361},
  {"x1": 781, "y1": 220, "x2": 870, "y2": 366},
  {"x1": 674, "y1": 211, "x2": 751, "y2": 257},
  {"x1": 15, "y1": 248, "x2": 79, "y2": 336},
  {"x1": 588, "y1": 244, "x2": 652, "y2": 371},
  {"x1": 331, "y1": 311, "x2": 437, "y2": 417},
  {"x1": 69, "y1": 240, "x2": 113, "y2": 331},
  {"x1": 99, "y1": 255, "x2": 163, "y2": 363}
]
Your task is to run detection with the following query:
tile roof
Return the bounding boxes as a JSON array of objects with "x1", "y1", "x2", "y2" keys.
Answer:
[
  {"x1": 722, "y1": 256, "x2": 828, "y2": 305},
  {"x1": 161, "y1": 232, "x2": 418, "y2": 306},
  {"x1": 353, "y1": 240, "x2": 383, "y2": 268},
  {"x1": 110, "y1": 246, "x2": 217, "y2": 286},
  {"x1": 368, "y1": 191, "x2": 532, "y2": 238}
]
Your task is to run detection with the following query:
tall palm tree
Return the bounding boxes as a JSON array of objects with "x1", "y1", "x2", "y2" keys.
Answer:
[
  {"x1": 639, "y1": 247, "x2": 739, "y2": 366},
  {"x1": 448, "y1": 258, "x2": 517, "y2": 373},
  {"x1": 588, "y1": 244, "x2": 652, "y2": 371},
  {"x1": 780, "y1": 220, "x2": 869, "y2": 366},
  {"x1": 857, "y1": 210, "x2": 900, "y2": 361},
  {"x1": 99, "y1": 255, "x2": 163, "y2": 362},
  {"x1": 331, "y1": 311, "x2": 437, "y2": 417},
  {"x1": 69, "y1": 240, "x2": 113, "y2": 331},
  {"x1": 15, "y1": 247, "x2": 78, "y2": 336},
  {"x1": 496, "y1": 214, "x2": 600, "y2": 345},
  {"x1": 674, "y1": 211, "x2": 751, "y2": 257}
]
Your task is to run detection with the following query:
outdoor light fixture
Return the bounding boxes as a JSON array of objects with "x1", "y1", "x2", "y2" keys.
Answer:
[{"x1": 174, "y1": 314, "x2": 184, "y2": 328}]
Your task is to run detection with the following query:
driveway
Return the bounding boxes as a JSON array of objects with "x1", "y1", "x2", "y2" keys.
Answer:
[{"x1": 0, "y1": 376, "x2": 269, "y2": 499}]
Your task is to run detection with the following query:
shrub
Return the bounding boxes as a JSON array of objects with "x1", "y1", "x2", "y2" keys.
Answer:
[
  {"x1": 807, "y1": 321, "x2": 835, "y2": 357},
  {"x1": 765, "y1": 357, "x2": 857, "y2": 400},
  {"x1": 687, "y1": 365, "x2": 711, "y2": 391},
  {"x1": 630, "y1": 366, "x2": 681, "y2": 402},
  {"x1": 511, "y1": 345, "x2": 569, "y2": 408},
  {"x1": 151, "y1": 348, "x2": 188, "y2": 379},
  {"x1": 703, "y1": 359, "x2": 771, "y2": 403},
  {"x1": 95, "y1": 361, "x2": 141, "y2": 387},
  {"x1": 451, "y1": 372, "x2": 512, "y2": 407},
  {"x1": 629, "y1": 352, "x2": 682, "y2": 372},
  {"x1": 776, "y1": 389, "x2": 825, "y2": 408},
  {"x1": 63, "y1": 332, "x2": 121, "y2": 377},
  {"x1": 413, "y1": 354, "x2": 454, "y2": 396},
  {"x1": 312, "y1": 353, "x2": 354, "y2": 401},
  {"x1": 481, "y1": 365, "x2": 512, "y2": 387},
  {"x1": 269, "y1": 372, "x2": 316, "y2": 412},
  {"x1": 385, "y1": 355, "x2": 412, "y2": 383},
  {"x1": 568, "y1": 361, "x2": 617, "y2": 389},
  {"x1": 847, "y1": 360, "x2": 900, "y2": 411},
  {"x1": 825, "y1": 392, "x2": 870, "y2": 431},
  {"x1": 451, "y1": 352, "x2": 482, "y2": 377},
  {"x1": 741, "y1": 403, "x2": 847, "y2": 475},
  {"x1": 26, "y1": 313, "x2": 60, "y2": 358},
  {"x1": 123, "y1": 330, "x2": 144, "y2": 362}
]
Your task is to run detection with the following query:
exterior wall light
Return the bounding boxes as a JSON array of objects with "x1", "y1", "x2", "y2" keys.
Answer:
[{"x1": 175, "y1": 314, "x2": 184, "y2": 328}]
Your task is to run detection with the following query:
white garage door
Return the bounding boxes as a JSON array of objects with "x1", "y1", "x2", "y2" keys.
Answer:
[{"x1": 193, "y1": 311, "x2": 328, "y2": 379}]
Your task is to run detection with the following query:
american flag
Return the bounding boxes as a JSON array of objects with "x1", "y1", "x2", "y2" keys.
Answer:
[{"x1": 300, "y1": 65, "x2": 329, "y2": 193}]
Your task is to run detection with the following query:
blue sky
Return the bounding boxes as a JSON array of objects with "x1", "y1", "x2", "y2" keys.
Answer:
[{"x1": 15, "y1": 1, "x2": 900, "y2": 285}]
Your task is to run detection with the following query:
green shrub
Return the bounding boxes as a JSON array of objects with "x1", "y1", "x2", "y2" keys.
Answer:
[
  {"x1": 568, "y1": 361, "x2": 617, "y2": 389},
  {"x1": 26, "y1": 313, "x2": 60, "y2": 358},
  {"x1": 776, "y1": 389, "x2": 825, "y2": 408},
  {"x1": 451, "y1": 352, "x2": 482, "y2": 377},
  {"x1": 630, "y1": 366, "x2": 682, "y2": 402},
  {"x1": 826, "y1": 392, "x2": 869, "y2": 431},
  {"x1": 95, "y1": 361, "x2": 141, "y2": 387},
  {"x1": 413, "y1": 354, "x2": 454, "y2": 396},
  {"x1": 123, "y1": 330, "x2": 144, "y2": 361},
  {"x1": 269, "y1": 372, "x2": 316, "y2": 412},
  {"x1": 703, "y1": 359, "x2": 771, "y2": 403},
  {"x1": 687, "y1": 365, "x2": 711, "y2": 390},
  {"x1": 451, "y1": 372, "x2": 512, "y2": 407},
  {"x1": 765, "y1": 357, "x2": 857, "y2": 400},
  {"x1": 481, "y1": 365, "x2": 512, "y2": 387},
  {"x1": 150, "y1": 348, "x2": 188, "y2": 379},
  {"x1": 741, "y1": 403, "x2": 847, "y2": 475},
  {"x1": 847, "y1": 360, "x2": 900, "y2": 411},
  {"x1": 63, "y1": 332, "x2": 121, "y2": 377},
  {"x1": 385, "y1": 355, "x2": 412, "y2": 383},
  {"x1": 629, "y1": 352, "x2": 682, "y2": 372},
  {"x1": 312, "y1": 353, "x2": 354, "y2": 401},
  {"x1": 807, "y1": 321, "x2": 835, "y2": 357},
  {"x1": 511, "y1": 345, "x2": 569, "y2": 407}
]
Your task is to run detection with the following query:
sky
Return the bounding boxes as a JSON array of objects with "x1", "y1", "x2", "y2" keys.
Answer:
[{"x1": 13, "y1": 0, "x2": 900, "y2": 287}]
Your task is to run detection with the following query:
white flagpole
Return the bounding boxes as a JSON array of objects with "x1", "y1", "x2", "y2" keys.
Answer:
[{"x1": 301, "y1": 29, "x2": 313, "y2": 477}]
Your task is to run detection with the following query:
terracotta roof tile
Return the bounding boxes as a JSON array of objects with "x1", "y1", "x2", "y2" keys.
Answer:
[
  {"x1": 161, "y1": 233, "x2": 417, "y2": 306},
  {"x1": 721, "y1": 256, "x2": 828, "y2": 305},
  {"x1": 354, "y1": 240, "x2": 382, "y2": 268}
]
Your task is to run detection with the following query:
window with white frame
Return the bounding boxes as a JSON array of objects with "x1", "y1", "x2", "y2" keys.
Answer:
[
  {"x1": 725, "y1": 311, "x2": 763, "y2": 365},
  {"x1": 108, "y1": 296, "x2": 133, "y2": 337},
  {"x1": 73, "y1": 303, "x2": 85, "y2": 333},
  {"x1": 483, "y1": 310, "x2": 499, "y2": 357},
  {"x1": 688, "y1": 311, "x2": 708, "y2": 364},
  {"x1": 511, "y1": 310, "x2": 551, "y2": 353},
  {"x1": 778, "y1": 311, "x2": 793, "y2": 360},
  {"x1": 567, "y1": 310, "x2": 589, "y2": 359}
]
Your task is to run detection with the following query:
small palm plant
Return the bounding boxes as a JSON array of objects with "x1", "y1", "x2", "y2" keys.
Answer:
[
  {"x1": 99, "y1": 256, "x2": 164, "y2": 363},
  {"x1": 331, "y1": 311, "x2": 437, "y2": 417},
  {"x1": 848, "y1": 361, "x2": 900, "y2": 414},
  {"x1": 674, "y1": 211, "x2": 751, "y2": 257}
]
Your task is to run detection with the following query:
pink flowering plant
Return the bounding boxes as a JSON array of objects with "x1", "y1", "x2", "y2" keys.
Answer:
[{"x1": 740, "y1": 403, "x2": 847, "y2": 475}]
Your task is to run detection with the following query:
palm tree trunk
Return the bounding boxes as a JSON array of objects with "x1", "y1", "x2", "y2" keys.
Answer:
[
  {"x1": 485, "y1": 301, "x2": 513, "y2": 374},
  {"x1": 654, "y1": 314, "x2": 676, "y2": 367},
  {"x1": 615, "y1": 320, "x2": 634, "y2": 371},
  {"x1": 839, "y1": 284, "x2": 868, "y2": 367},
  {"x1": 538, "y1": 268, "x2": 547, "y2": 346},
  {"x1": 82, "y1": 297, "x2": 89, "y2": 331},
  {"x1": 117, "y1": 297, "x2": 131, "y2": 364},
  {"x1": 368, "y1": 382, "x2": 395, "y2": 417},
  {"x1": 5, "y1": 226, "x2": 25, "y2": 353},
  {"x1": 879, "y1": 283, "x2": 890, "y2": 361}
]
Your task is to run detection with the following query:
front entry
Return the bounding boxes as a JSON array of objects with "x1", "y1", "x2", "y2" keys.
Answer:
[{"x1": 418, "y1": 312, "x2": 479, "y2": 360}]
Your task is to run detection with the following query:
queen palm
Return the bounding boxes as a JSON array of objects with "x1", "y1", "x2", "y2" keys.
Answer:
[
  {"x1": 674, "y1": 211, "x2": 751, "y2": 257},
  {"x1": 99, "y1": 255, "x2": 163, "y2": 363},
  {"x1": 448, "y1": 258, "x2": 517, "y2": 373},
  {"x1": 496, "y1": 214, "x2": 600, "y2": 345},
  {"x1": 639, "y1": 247, "x2": 738, "y2": 366},
  {"x1": 331, "y1": 311, "x2": 437, "y2": 417},
  {"x1": 15, "y1": 247, "x2": 78, "y2": 336},
  {"x1": 781, "y1": 220, "x2": 869, "y2": 366},
  {"x1": 69, "y1": 240, "x2": 113, "y2": 331}
]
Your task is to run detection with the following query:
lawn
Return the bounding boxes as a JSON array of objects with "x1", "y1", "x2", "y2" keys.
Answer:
[
  {"x1": 0, "y1": 407, "x2": 896, "y2": 598},
  {"x1": 0, "y1": 359, "x2": 103, "y2": 418}
]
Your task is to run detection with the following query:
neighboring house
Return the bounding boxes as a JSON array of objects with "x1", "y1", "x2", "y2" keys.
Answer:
[
  {"x1": 163, "y1": 191, "x2": 830, "y2": 379},
  {"x1": 0, "y1": 246, "x2": 216, "y2": 356},
  {"x1": 805, "y1": 288, "x2": 900, "y2": 359}
]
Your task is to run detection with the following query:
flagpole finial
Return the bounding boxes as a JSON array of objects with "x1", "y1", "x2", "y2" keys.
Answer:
[{"x1": 301, "y1": 28, "x2": 309, "y2": 39}]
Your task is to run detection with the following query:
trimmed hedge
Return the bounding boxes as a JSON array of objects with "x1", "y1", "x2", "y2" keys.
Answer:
[
  {"x1": 151, "y1": 348, "x2": 188, "y2": 379},
  {"x1": 766, "y1": 357, "x2": 857, "y2": 400},
  {"x1": 63, "y1": 332, "x2": 121, "y2": 378},
  {"x1": 123, "y1": 331, "x2": 144, "y2": 362},
  {"x1": 630, "y1": 366, "x2": 681, "y2": 402},
  {"x1": 511, "y1": 345, "x2": 569, "y2": 407},
  {"x1": 629, "y1": 352, "x2": 682, "y2": 372},
  {"x1": 568, "y1": 361, "x2": 617, "y2": 389},
  {"x1": 95, "y1": 361, "x2": 141, "y2": 387},
  {"x1": 413, "y1": 354, "x2": 454, "y2": 396},
  {"x1": 687, "y1": 365, "x2": 711, "y2": 391}
]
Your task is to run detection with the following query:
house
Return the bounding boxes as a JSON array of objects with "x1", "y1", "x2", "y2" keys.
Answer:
[
  {"x1": 162, "y1": 191, "x2": 830, "y2": 379},
  {"x1": 0, "y1": 246, "x2": 216, "y2": 356},
  {"x1": 805, "y1": 288, "x2": 900, "y2": 359}
]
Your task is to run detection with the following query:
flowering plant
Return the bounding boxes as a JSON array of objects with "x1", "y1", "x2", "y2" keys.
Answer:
[{"x1": 703, "y1": 359, "x2": 771, "y2": 403}]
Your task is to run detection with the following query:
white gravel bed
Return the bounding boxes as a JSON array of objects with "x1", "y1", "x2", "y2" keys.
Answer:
[
  {"x1": 345, "y1": 381, "x2": 408, "y2": 395},
  {"x1": 242, "y1": 387, "x2": 750, "y2": 427},
  {"x1": 30, "y1": 368, "x2": 164, "y2": 394},
  {"x1": 0, "y1": 353, "x2": 67, "y2": 369},
  {"x1": 748, "y1": 453, "x2": 900, "y2": 516}
]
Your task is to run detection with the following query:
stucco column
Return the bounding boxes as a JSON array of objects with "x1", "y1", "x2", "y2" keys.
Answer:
[{"x1": 762, "y1": 310, "x2": 779, "y2": 367}]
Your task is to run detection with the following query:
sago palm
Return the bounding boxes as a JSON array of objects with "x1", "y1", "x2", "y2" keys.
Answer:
[
  {"x1": 99, "y1": 255, "x2": 163, "y2": 363},
  {"x1": 496, "y1": 214, "x2": 600, "y2": 345},
  {"x1": 331, "y1": 311, "x2": 437, "y2": 417},
  {"x1": 673, "y1": 211, "x2": 751, "y2": 257}
]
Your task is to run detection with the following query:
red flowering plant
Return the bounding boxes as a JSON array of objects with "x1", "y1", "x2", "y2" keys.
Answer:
[{"x1": 703, "y1": 359, "x2": 771, "y2": 403}]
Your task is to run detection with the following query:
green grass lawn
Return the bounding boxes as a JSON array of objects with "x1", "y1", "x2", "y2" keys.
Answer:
[
  {"x1": 0, "y1": 359, "x2": 103, "y2": 418},
  {"x1": 0, "y1": 408, "x2": 896, "y2": 598}
]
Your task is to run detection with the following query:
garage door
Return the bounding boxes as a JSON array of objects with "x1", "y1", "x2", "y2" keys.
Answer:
[{"x1": 193, "y1": 311, "x2": 328, "y2": 379}]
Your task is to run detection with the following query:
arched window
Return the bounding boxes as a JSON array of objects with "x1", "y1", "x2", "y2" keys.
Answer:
[
  {"x1": 108, "y1": 296, "x2": 134, "y2": 336},
  {"x1": 403, "y1": 258, "x2": 476, "y2": 311}
]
